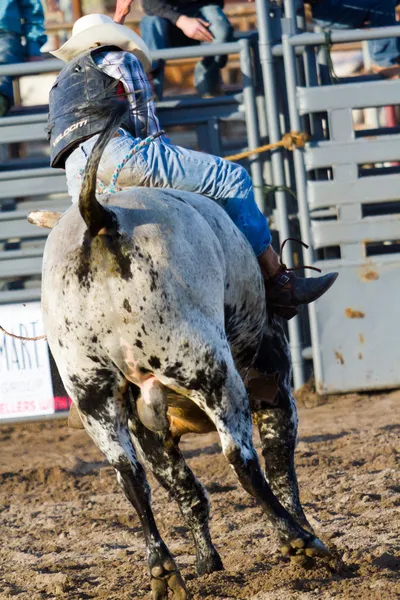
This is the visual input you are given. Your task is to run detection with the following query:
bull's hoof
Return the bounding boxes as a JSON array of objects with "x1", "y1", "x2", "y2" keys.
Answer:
[
  {"x1": 150, "y1": 558, "x2": 188, "y2": 600},
  {"x1": 280, "y1": 535, "x2": 331, "y2": 565},
  {"x1": 196, "y1": 546, "x2": 224, "y2": 576}
]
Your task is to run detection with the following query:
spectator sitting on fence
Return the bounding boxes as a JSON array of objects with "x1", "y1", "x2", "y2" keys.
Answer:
[
  {"x1": 0, "y1": 0, "x2": 47, "y2": 116},
  {"x1": 130, "y1": 0, "x2": 234, "y2": 99},
  {"x1": 47, "y1": 13, "x2": 337, "y2": 319},
  {"x1": 307, "y1": 0, "x2": 400, "y2": 78}
]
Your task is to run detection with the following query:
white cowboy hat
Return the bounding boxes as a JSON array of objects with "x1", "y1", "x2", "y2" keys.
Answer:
[{"x1": 50, "y1": 14, "x2": 151, "y2": 72}]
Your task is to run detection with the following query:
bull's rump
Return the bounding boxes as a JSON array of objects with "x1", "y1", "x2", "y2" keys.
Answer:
[{"x1": 41, "y1": 188, "x2": 264, "y2": 386}]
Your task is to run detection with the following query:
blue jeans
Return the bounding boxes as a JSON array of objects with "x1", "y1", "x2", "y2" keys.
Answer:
[
  {"x1": 0, "y1": 31, "x2": 25, "y2": 108},
  {"x1": 140, "y1": 6, "x2": 234, "y2": 98},
  {"x1": 312, "y1": 0, "x2": 400, "y2": 67},
  {"x1": 65, "y1": 129, "x2": 271, "y2": 256}
]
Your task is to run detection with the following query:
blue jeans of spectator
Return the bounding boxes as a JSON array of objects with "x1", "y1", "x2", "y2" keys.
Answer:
[
  {"x1": 65, "y1": 128, "x2": 271, "y2": 256},
  {"x1": 312, "y1": 0, "x2": 400, "y2": 67},
  {"x1": 140, "y1": 5, "x2": 234, "y2": 98},
  {"x1": 0, "y1": 31, "x2": 25, "y2": 108}
]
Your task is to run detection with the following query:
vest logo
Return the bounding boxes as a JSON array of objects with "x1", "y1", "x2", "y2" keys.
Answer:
[{"x1": 53, "y1": 118, "x2": 88, "y2": 146}]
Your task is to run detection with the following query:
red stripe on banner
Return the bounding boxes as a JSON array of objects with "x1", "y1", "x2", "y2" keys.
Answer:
[{"x1": 54, "y1": 396, "x2": 73, "y2": 412}]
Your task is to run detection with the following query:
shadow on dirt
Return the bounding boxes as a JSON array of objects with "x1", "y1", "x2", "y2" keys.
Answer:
[{"x1": 300, "y1": 431, "x2": 352, "y2": 444}]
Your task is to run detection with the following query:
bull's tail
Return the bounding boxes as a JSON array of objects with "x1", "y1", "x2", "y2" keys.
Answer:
[{"x1": 78, "y1": 98, "x2": 129, "y2": 236}]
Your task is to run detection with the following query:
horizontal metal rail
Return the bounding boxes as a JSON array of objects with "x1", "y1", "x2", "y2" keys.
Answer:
[
  {"x1": 289, "y1": 25, "x2": 400, "y2": 47},
  {"x1": 297, "y1": 79, "x2": 400, "y2": 113},
  {"x1": 272, "y1": 25, "x2": 400, "y2": 57},
  {"x1": 0, "y1": 41, "x2": 243, "y2": 77}
]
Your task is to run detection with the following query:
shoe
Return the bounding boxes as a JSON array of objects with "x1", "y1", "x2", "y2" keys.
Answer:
[
  {"x1": 266, "y1": 267, "x2": 338, "y2": 308},
  {"x1": 264, "y1": 237, "x2": 338, "y2": 320}
]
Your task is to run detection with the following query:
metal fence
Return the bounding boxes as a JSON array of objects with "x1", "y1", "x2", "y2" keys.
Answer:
[{"x1": 276, "y1": 0, "x2": 400, "y2": 392}]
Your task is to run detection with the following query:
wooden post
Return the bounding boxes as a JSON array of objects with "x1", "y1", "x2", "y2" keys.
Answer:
[{"x1": 71, "y1": 0, "x2": 83, "y2": 21}]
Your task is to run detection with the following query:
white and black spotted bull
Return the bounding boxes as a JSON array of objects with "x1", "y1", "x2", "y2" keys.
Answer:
[{"x1": 41, "y1": 100, "x2": 330, "y2": 599}]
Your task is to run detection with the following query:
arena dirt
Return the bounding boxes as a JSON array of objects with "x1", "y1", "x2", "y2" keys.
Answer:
[{"x1": 0, "y1": 388, "x2": 399, "y2": 599}]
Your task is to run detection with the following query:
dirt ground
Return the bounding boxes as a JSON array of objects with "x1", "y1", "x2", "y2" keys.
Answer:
[{"x1": 0, "y1": 388, "x2": 399, "y2": 600}]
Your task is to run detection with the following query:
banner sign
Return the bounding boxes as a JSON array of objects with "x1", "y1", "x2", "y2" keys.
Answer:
[{"x1": 0, "y1": 302, "x2": 56, "y2": 419}]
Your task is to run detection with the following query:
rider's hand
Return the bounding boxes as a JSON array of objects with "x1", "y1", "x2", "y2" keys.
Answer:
[
  {"x1": 114, "y1": 0, "x2": 135, "y2": 24},
  {"x1": 176, "y1": 16, "x2": 213, "y2": 42}
]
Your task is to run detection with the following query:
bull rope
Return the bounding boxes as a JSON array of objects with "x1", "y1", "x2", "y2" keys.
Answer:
[
  {"x1": 93, "y1": 129, "x2": 165, "y2": 195},
  {"x1": 94, "y1": 130, "x2": 309, "y2": 192},
  {"x1": 224, "y1": 131, "x2": 309, "y2": 163},
  {"x1": 0, "y1": 325, "x2": 46, "y2": 341}
]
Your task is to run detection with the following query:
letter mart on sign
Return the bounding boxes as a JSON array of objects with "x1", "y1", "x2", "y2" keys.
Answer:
[{"x1": 0, "y1": 302, "x2": 55, "y2": 419}]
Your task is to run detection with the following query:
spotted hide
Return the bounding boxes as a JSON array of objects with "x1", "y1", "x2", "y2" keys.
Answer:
[{"x1": 41, "y1": 101, "x2": 329, "y2": 600}]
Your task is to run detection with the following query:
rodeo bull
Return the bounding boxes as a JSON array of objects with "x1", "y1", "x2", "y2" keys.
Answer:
[{"x1": 40, "y1": 100, "x2": 330, "y2": 599}]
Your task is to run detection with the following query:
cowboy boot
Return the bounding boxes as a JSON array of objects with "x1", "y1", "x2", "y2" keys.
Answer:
[
  {"x1": 258, "y1": 240, "x2": 338, "y2": 320},
  {"x1": 265, "y1": 267, "x2": 338, "y2": 318}
]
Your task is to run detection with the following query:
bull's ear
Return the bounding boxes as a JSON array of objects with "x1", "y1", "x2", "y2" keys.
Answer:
[{"x1": 28, "y1": 210, "x2": 63, "y2": 229}]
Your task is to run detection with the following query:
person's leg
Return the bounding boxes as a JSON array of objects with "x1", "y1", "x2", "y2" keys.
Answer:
[
  {"x1": 194, "y1": 5, "x2": 234, "y2": 96},
  {"x1": 138, "y1": 139, "x2": 271, "y2": 255},
  {"x1": 140, "y1": 16, "x2": 172, "y2": 100},
  {"x1": 127, "y1": 138, "x2": 338, "y2": 310},
  {"x1": 68, "y1": 132, "x2": 337, "y2": 313},
  {"x1": 69, "y1": 132, "x2": 271, "y2": 256},
  {"x1": 365, "y1": 0, "x2": 400, "y2": 71},
  {"x1": 0, "y1": 32, "x2": 25, "y2": 115},
  {"x1": 312, "y1": 0, "x2": 400, "y2": 72}
]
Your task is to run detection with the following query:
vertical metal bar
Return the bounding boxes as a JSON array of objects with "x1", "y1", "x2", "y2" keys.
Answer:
[
  {"x1": 281, "y1": 17, "x2": 324, "y2": 385},
  {"x1": 239, "y1": 39, "x2": 265, "y2": 212},
  {"x1": 314, "y1": 25, "x2": 331, "y2": 85},
  {"x1": 361, "y1": 40, "x2": 372, "y2": 71},
  {"x1": 283, "y1": 0, "x2": 298, "y2": 22},
  {"x1": 303, "y1": 46, "x2": 326, "y2": 141},
  {"x1": 71, "y1": 0, "x2": 83, "y2": 21},
  {"x1": 256, "y1": 93, "x2": 273, "y2": 183},
  {"x1": 281, "y1": 19, "x2": 313, "y2": 259},
  {"x1": 255, "y1": 0, "x2": 305, "y2": 388},
  {"x1": 362, "y1": 41, "x2": 381, "y2": 129},
  {"x1": 208, "y1": 117, "x2": 222, "y2": 156},
  {"x1": 250, "y1": 34, "x2": 273, "y2": 185}
]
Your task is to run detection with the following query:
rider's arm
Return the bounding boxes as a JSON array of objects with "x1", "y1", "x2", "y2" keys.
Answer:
[{"x1": 94, "y1": 50, "x2": 162, "y2": 138}]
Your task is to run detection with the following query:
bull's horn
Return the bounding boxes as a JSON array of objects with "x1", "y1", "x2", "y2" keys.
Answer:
[{"x1": 28, "y1": 210, "x2": 63, "y2": 229}]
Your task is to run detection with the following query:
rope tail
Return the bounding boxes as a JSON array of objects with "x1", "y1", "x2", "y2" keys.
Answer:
[{"x1": 79, "y1": 98, "x2": 129, "y2": 236}]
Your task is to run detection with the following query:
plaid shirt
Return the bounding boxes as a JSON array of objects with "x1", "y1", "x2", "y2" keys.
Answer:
[{"x1": 94, "y1": 50, "x2": 162, "y2": 140}]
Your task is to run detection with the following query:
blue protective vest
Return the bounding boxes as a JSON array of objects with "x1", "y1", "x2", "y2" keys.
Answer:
[{"x1": 48, "y1": 46, "x2": 128, "y2": 168}]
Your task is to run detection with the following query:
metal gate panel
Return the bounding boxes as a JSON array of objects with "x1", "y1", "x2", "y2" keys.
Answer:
[
  {"x1": 296, "y1": 79, "x2": 400, "y2": 392},
  {"x1": 305, "y1": 134, "x2": 400, "y2": 171},
  {"x1": 311, "y1": 215, "x2": 400, "y2": 248},
  {"x1": 311, "y1": 255, "x2": 400, "y2": 393},
  {"x1": 297, "y1": 78, "x2": 400, "y2": 114},
  {"x1": 308, "y1": 174, "x2": 400, "y2": 209}
]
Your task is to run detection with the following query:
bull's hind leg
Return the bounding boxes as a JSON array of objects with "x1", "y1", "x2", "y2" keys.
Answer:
[
  {"x1": 128, "y1": 395, "x2": 223, "y2": 576},
  {"x1": 253, "y1": 319, "x2": 313, "y2": 534},
  {"x1": 190, "y1": 352, "x2": 328, "y2": 559},
  {"x1": 65, "y1": 366, "x2": 187, "y2": 600}
]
